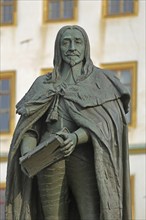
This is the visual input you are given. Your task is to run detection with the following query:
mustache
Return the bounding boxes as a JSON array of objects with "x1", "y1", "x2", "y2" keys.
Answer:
[{"x1": 64, "y1": 50, "x2": 80, "y2": 57}]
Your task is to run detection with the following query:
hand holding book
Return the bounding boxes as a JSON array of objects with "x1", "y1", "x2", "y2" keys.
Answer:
[
  {"x1": 19, "y1": 128, "x2": 69, "y2": 178},
  {"x1": 58, "y1": 132, "x2": 77, "y2": 157}
]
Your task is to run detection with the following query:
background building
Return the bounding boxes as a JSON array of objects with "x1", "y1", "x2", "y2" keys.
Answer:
[{"x1": 0, "y1": 0, "x2": 145, "y2": 219}]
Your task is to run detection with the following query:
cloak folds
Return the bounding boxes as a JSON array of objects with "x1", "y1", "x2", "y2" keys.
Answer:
[{"x1": 5, "y1": 67, "x2": 131, "y2": 220}]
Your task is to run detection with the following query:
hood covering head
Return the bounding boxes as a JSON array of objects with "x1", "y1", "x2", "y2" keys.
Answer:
[{"x1": 53, "y1": 25, "x2": 94, "y2": 79}]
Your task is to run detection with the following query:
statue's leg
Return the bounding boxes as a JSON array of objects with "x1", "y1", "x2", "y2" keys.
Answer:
[
  {"x1": 37, "y1": 160, "x2": 69, "y2": 220},
  {"x1": 66, "y1": 155, "x2": 100, "y2": 220}
]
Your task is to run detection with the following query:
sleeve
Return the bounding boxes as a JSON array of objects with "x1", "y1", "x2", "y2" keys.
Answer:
[{"x1": 20, "y1": 117, "x2": 43, "y2": 156}]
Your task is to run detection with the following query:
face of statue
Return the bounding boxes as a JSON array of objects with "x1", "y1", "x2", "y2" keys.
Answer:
[{"x1": 60, "y1": 28, "x2": 85, "y2": 66}]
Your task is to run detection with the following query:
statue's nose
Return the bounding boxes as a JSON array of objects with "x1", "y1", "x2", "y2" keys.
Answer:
[{"x1": 70, "y1": 41, "x2": 75, "y2": 51}]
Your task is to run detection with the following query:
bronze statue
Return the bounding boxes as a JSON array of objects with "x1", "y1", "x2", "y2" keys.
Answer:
[{"x1": 5, "y1": 25, "x2": 131, "y2": 220}]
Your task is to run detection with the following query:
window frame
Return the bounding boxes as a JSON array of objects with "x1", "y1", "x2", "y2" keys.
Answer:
[
  {"x1": 43, "y1": 0, "x2": 78, "y2": 23},
  {"x1": 41, "y1": 68, "x2": 53, "y2": 75},
  {"x1": 0, "y1": 71, "x2": 16, "y2": 135},
  {"x1": 100, "y1": 61, "x2": 137, "y2": 128},
  {"x1": 0, "y1": 182, "x2": 6, "y2": 220},
  {"x1": 0, "y1": 0, "x2": 17, "y2": 27},
  {"x1": 102, "y1": 0, "x2": 138, "y2": 18}
]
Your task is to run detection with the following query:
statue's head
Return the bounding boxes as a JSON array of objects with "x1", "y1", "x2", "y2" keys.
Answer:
[
  {"x1": 53, "y1": 25, "x2": 93, "y2": 78},
  {"x1": 60, "y1": 27, "x2": 85, "y2": 67}
]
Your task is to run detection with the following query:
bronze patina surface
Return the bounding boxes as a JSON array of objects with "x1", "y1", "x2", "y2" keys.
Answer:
[{"x1": 5, "y1": 26, "x2": 131, "y2": 220}]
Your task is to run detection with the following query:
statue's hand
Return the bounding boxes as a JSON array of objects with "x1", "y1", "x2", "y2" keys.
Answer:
[{"x1": 59, "y1": 132, "x2": 77, "y2": 157}]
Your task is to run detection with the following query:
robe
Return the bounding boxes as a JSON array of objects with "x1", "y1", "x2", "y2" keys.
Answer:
[{"x1": 5, "y1": 66, "x2": 131, "y2": 220}]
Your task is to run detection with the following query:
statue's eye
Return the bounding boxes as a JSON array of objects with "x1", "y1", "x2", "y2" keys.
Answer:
[
  {"x1": 63, "y1": 40, "x2": 70, "y2": 46},
  {"x1": 75, "y1": 39, "x2": 82, "y2": 44}
]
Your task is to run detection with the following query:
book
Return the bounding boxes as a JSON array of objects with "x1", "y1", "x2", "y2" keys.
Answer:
[{"x1": 19, "y1": 134, "x2": 66, "y2": 178}]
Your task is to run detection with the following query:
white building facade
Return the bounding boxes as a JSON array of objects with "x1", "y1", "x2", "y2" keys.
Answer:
[{"x1": 0, "y1": 0, "x2": 145, "y2": 219}]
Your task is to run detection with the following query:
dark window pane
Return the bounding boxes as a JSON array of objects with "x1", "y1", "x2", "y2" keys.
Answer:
[
  {"x1": 0, "y1": 189, "x2": 5, "y2": 220},
  {"x1": 108, "y1": 0, "x2": 120, "y2": 15},
  {"x1": 120, "y1": 70, "x2": 131, "y2": 84},
  {"x1": 0, "y1": 79, "x2": 10, "y2": 92},
  {"x1": 2, "y1": 5, "x2": 13, "y2": 24},
  {"x1": 0, "y1": 81, "x2": 3, "y2": 91},
  {"x1": 48, "y1": 0, "x2": 60, "y2": 20},
  {"x1": 123, "y1": 0, "x2": 134, "y2": 13},
  {"x1": 0, "y1": 95, "x2": 10, "y2": 109},
  {"x1": 63, "y1": 0, "x2": 73, "y2": 19},
  {"x1": 0, "y1": 111, "x2": 9, "y2": 132},
  {"x1": 2, "y1": 0, "x2": 13, "y2": 2}
]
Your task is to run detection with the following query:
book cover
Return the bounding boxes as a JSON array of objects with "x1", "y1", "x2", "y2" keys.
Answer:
[{"x1": 19, "y1": 134, "x2": 65, "y2": 178}]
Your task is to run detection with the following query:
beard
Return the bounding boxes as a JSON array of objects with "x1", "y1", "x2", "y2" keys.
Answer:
[
  {"x1": 69, "y1": 58, "x2": 78, "y2": 66},
  {"x1": 63, "y1": 55, "x2": 83, "y2": 67},
  {"x1": 63, "y1": 50, "x2": 83, "y2": 66}
]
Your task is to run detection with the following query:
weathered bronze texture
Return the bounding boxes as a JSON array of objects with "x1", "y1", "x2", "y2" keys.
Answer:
[{"x1": 5, "y1": 25, "x2": 131, "y2": 220}]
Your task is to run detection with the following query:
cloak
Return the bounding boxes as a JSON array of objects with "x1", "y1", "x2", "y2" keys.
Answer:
[{"x1": 5, "y1": 67, "x2": 131, "y2": 220}]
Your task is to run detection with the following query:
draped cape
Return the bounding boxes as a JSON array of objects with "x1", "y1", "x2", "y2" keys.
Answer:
[{"x1": 5, "y1": 67, "x2": 131, "y2": 220}]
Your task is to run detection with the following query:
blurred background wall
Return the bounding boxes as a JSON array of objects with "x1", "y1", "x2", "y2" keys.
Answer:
[{"x1": 0, "y1": 0, "x2": 145, "y2": 219}]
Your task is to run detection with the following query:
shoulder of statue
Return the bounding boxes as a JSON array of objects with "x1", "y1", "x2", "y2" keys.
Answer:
[
  {"x1": 35, "y1": 72, "x2": 53, "y2": 84},
  {"x1": 88, "y1": 66, "x2": 111, "y2": 85},
  {"x1": 91, "y1": 67, "x2": 123, "y2": 87},
  {"x1": 92, "y1": 67, "x2": 114, "y2": 79},
  {"x1": 16, "y1": 73, "x2": 54, "y2": 114},
  {"x1": 94, "y1": 67, "x2": 130, "y2": 113}
]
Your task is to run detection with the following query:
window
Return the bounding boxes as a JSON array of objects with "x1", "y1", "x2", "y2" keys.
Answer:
[
  {"x1": 0, "y1": 0, "x2": 17, "y2": 26},
  {"x1": 43, "y1": 0, "x2": 77, "y2": 22},
  {"x1": 100, "y1": 62, "x2": 137, "y2": 127},
  {"x1": 0, "y1": 71, "x2": 15, "y2": 135},
  {"x1": 0, "y1": 183, "x2": 6, "y2": 220},
  {"x1": 102, "y1": 0, "x2": 138, "y2": 17}
]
